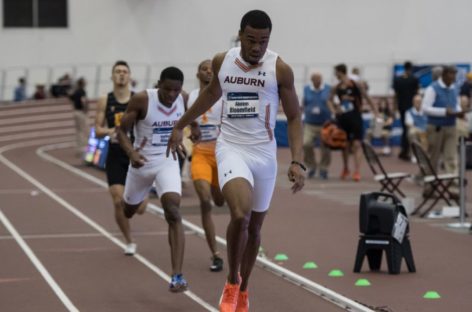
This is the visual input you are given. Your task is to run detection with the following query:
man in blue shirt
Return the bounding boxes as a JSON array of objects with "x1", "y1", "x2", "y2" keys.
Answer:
[
  {"x1": 14, "y1": 77, "x2": 27, "y2": 102},
  {"x1": 422, "y1": 66, "x2": 463, "y2": 176},
  {"x1": 302, "y1": 73, "x2": 331, "y2": 179}
]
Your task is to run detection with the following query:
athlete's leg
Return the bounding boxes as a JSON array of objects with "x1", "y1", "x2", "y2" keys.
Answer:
[
  {"x1": 239, "y1": 168, "x2": 276, "y2": 291},
  {"x1": 239, "y1": 210, "x2": 266, "y2": 291},
  {"x1": 341, "y1": 143, "x2": 350, "y2": 176},
  {"x1": 109, "y1": 185, "x2": 132, "y2": 244},
  {"x1": 122, "y1": 165, "x2": 154, "y2": 219},
  {"x1": 352, "y1": 139, "x2": 362, "y2": 174},
  {"x1": 194, "y1": 179, "x2": 219, "y2": 256},
  {"x1": 222, "y1": 178, "x2": 253, "y2": 284},
  {"x1": 161, "y1": 192, "x2": 185, "y2": 275},
  {"x1": 211, "y1": 184, "x2": 225, "y2": 207}
]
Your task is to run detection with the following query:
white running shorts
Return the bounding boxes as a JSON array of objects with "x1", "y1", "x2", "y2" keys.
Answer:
[
  {"x1": 123, "y1": 154, "x2": 181, "y2": 205},
  {"x1": 215, "y1": 138, "x2": 277, "y2": 212}
]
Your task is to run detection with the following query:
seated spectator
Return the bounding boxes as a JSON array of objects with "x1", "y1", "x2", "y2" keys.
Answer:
[
  {"x1": 367, "y1": 97, "x2": 394, "y2": 155},
  {"x1": 405, "y1": 94, "x2": 428, "y2": 162},
  {"x1": 50, "y1": 74, "x2": 73, "y2": 97},
  {"x1": 13, "y1": 77, "x2": 27, "y2": 102},
  {"x1": 33, "y1": 84, "x2": 47, "y2": 100}
]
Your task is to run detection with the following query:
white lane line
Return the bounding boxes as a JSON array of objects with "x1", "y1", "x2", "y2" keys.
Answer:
[
  {"x1": 0, "y1": 230, "x2": 196, "y2": 241},
  {"x1": 0, "y1": 209, "x2": 79, "y2": 312},
  {"x1": 38, "y1": 142, "x2": 374, "y2": 312},
  {"x1": 0, "y1": 140, "x2": 218, "y2": 312}
]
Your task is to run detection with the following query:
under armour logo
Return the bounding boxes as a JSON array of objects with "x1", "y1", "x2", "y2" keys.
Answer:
[
  {"x1": 224, "y1": 170, "x2": 232, "y2": 177},
  {"x1": 258, "y1": 71, "x2": 266, "y2": 76}
]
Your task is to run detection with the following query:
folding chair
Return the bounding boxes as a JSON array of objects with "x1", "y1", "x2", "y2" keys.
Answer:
[
  {"x1": 361, "y1": 142, "x2": 410, "y2": 198},
  {"x1": 410, "y1": 141, "x2": 459, "y2": 217}
]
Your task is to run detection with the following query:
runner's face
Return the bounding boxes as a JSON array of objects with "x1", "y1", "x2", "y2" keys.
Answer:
[
  {"x1": 239, "y1": 25, "x2": 270, "y2": 65},
  {"x1": 197, "y1": 61, "x2": 212, "y2": 84},
  {"x1": 112, "y1": 65, "x2": 130, "y2": 87},
  {"x1": 157, "y1": 79, "x2": 183, "y2": 105}
]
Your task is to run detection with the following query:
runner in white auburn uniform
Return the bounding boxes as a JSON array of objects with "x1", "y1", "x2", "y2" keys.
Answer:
[
  {"x1": 167, "y1": 10, "x2": 305, "y2": 312},
  {"x1": 117, "y1": 66, "x2": 189, "y2": 293}
]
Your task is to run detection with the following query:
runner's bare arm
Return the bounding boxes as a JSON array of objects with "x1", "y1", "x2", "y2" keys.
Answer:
[
  {"x1": 327, "y1": 86, "x2": 339, "y2": 116},
  {"x1": 167, "y1": 52, "x2": 225, "y2": 158},
  {"x1": 174, "y1": 53, "x2": 225, "y2": 131},
  {"x1": 94, "y1": 96, "x2": 114, "y2": 138},
  {"x1": 277, "y1": 57, "x2": 305, "y2": 193},
  {"x1": 117, "y1": 91, "x2": 148, "y2": 167},
  {"x1": 358, "y1": 82, "x2": 379, "y2": 116}
]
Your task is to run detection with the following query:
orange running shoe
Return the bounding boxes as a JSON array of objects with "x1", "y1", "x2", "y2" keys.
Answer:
[
  {"x1": 340, "y1": 168, "x2": 350, "y2": 180},
  {"x1": 352, "y1": 171, "x2": 361, "y2": 182},
  {"x1": 235, "y1": 290, "x2": 249, "y2": 312},
  {"x1": 219, "y1": 282, "x2": 239, "y2": 312}
]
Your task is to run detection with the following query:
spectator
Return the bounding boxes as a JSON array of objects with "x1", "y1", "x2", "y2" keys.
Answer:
[
  {"x1": 367, "y1": 97, "x2": 394, "y2": 155},
  {"x1": 50, "y1": 74, "x2": 73, "y2": 97},
  {"x1": 457, "y1": 74, "x2": 471, "y2": 139},
  {"x1": 13, "y1": 77, "x2": 27, "y2": 102},
  {"x1": 460, "y1": 72, "x2": 472, "y2": 100},
  {"x1": 350, "y1": 67, "x2": 361, "y2": 82},
  {"x1": 422, "y1": 65, "x2": 463, "y2": 196},
  {"x1": 431, "y1": 66, "x2": 443, "y2": 82},
  {"x1": 131, "y1": 79, "x2": 138, "y2": 92},
  {"x1": 302, "y1": 72, "x2": 332, "y2": 179},
  {"x1": 69, "y1": 77, "x2": 88, "y2": 157},
  {"x1": 405, "y1": 94, "x2": 428, "y2": 158},
  {"x1": 33, "y1": 84, "x2": 47, "y2": 100},
  {"x1": 393, "y1": 61, "x2": 420, "y2": 161}
]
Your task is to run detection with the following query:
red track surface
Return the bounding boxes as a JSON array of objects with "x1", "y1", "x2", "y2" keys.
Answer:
[{"x1": 1, "y1": 100, "x2": 471, "y2": 312}]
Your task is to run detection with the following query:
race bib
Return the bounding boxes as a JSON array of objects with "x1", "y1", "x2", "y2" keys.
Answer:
[
  {"x1": 340, "y1": 100, "x2": 354, "y2": 113},
  {"x1": 152, "y1": 127, "x2": 172, "y2": 146},
  {"x1": 200, "y1": 124, "x2": 219, "y2": 141},
  {"x1": 311, "y1": 106, "x2": 321, "y2": 115},
  {"x1": 226, "y1": 92, "x2": 259, "y2": 118}
]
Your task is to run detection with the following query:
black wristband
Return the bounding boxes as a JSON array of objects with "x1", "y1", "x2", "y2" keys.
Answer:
[{"x1": 290, "y1": 161, "x2": 306, "y2": 171}]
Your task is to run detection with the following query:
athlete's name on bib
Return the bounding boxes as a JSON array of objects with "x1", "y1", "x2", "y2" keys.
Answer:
[
  {"x1": 229, "y1": 106, "x2": 256, "y2": 113},
  {"x1": 224, "y1": 76, "x2": 265, "y2": 87},
  {"x1": 152, "y1": 120, "x2": 178, "y2": 127},
  {"x1": 226, "y1": 92, "x2": 259, "y2": 118}
]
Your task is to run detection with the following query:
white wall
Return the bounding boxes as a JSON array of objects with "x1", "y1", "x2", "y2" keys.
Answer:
[{"x1": 1, "y1": 0, "x2": 472, "y2": 99}]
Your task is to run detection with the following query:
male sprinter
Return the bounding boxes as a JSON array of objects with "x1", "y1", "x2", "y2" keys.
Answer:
[{"x1": 167, "y1": 10, "x2": 304, "y2": 311}]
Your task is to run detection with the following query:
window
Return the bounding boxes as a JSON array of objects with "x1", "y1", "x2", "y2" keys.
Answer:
[{"x1": 3, "y1": 0, "x2": 68, "y2": 28}]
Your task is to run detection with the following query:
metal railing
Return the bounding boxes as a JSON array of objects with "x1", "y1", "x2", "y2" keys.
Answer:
[{"x1": 0, "y1": 62, "x2": 395, "y2": 102}]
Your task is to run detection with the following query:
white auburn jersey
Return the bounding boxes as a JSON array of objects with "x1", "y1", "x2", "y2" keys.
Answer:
[
  {"x1": 218, "y1": 47, "x2": 279, "y2": 145},
  {"x1": 133, "y1": 89, "x2": 185, "y2": 156},
  {"x1": 188, "y1": 88, "x2": 223, "y2": 142}
]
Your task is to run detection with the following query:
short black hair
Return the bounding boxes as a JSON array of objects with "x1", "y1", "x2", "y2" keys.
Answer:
[
  {"x1": 112, "y1": 60, "x2": 130, "y2": 72},
  {"x1": 404, "y1": 61, "x2": 413, "y2": 71},
  {"x1": 240, "y1": 10, "x2": 272, "y2": 32},
  {"x1": 160, "y1": 66, "x2": 184, "y2": 83},
  {"x1": 334, "y1": 63, "x2": 347, "y2": 75}
]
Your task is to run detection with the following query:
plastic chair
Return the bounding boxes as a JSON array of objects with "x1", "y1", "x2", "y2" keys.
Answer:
[
  {"x1": 361, "y1": 141, "x2": 410, "y2": 198},
  {"x1": 410, "y1": 141, "x2": 460, "y2": 217}
]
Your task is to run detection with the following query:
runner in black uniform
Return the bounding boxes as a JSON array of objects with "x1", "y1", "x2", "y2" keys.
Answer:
[
  {"x1": 328, "y1": 63, "x2": 378, "y2": 181},
  {"x1": 94, "y1": 60, "x2": 147, "y2": 255}
]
